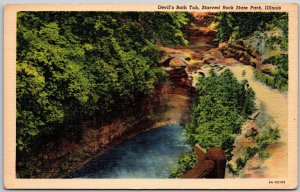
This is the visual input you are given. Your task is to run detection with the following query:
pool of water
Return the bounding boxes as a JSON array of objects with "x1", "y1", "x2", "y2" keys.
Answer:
[{"x1": 73, "y1": 125, "x2": 191, "y2": 178}]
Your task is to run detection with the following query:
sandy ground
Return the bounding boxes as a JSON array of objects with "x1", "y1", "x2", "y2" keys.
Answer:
[
  {"x1": 229, "y1": 65, "x2": 288, "y2": 178},
  {"x1": 161, "y1": 12, "x2": 288, "y2": 178}
]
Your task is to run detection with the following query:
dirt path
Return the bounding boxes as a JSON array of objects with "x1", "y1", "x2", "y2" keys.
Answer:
[
  {"x1": 229, "y1": 65, "x2": 288, "y2": 178},
  {"x1": 162, "y1": 12, "x2": 288, "y2": 178}
]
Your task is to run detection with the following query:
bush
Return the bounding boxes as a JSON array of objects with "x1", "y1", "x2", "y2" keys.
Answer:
[
  {"x1": 186, "y1": 70, "x2": 256, "y2": 156},
  {"x1": 169, "y1": 150, "x2": 197, "y2": 178},
  {"x1": 170, "y1": 69, "x2": 256, "y2": 177}
]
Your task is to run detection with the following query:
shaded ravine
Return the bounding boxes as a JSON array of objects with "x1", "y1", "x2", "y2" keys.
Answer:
[
  {"x1": 70, "y1": 74, "x2": 193, "y2": 178},
  {"x1": 73, "y1": 12, "x2": 288, "y2": 179},
  {"x1": 73, "y1": 125, "x2": 191, "y2": 178},
  {"x1": 71, "y1": 39, "x2": 194, "y2": 179}
]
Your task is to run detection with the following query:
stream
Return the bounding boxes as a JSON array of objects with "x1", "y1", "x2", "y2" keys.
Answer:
[
  {"x1": 73, "y1": 125, "x2": 191, "y2": 178},
  {"x1": 73, "y1": 13, "x2": 288, "y2": 179}
]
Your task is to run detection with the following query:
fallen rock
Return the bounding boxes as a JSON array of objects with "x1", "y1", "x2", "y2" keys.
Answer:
[
  {"x1": 160, "y1": 57, "x2": 174, "y2": 67},
  {"x1": 169, "y1": 57, "x2": 187, "y2": 67},
  {"x1": 260, "y1": 64, "x2": 277, "y2": 74}
]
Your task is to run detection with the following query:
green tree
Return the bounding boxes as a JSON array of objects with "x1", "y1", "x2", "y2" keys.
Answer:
[
  {"x1": 16, "y1": 11, "x2": 190, "y2": 153},
  {"x1": 170, "y1": 69, "x2": 256, "y2": 178}
]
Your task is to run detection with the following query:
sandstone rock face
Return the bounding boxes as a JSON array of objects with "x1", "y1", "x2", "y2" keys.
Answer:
[
  {"x1": 219, "y1": 41, "x2": 267, "y2": 68},
  {"x1": 260, "y1": 64, "x2": 277, "y2": 74}
]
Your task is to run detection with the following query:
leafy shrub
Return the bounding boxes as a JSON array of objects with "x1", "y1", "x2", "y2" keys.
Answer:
[
  {"x1": 169, "y1": 150, "x2": 197, "y2": 178},
  {"x1": 258, "y1": 55, "x2": 288, "y2": 91},
  {"x1": 186, "y1": 70, "x2": 256, "y2": 155},
  {"x1": 170, "y1": 69, "x2": 256, "y2": 178}
]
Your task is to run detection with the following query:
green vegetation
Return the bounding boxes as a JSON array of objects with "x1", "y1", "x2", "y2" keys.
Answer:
[
  {"x1": 169, "y1": 151, "x2": 197, "y2": 178},
  {"x1": 16, "y1": 11, "x2": 286, "y2": 179},
  {"x1": 228, "y1": 103, "x2": 281, "y2": 175},
  {"x1": 17, "y1": 12, "x2": 189, "y2": 153},
  {"x1": 214, "y1": 12, "x2": 286, "y2": 43},
  {"x1": 255, "y1": 55, "x2": 288, "y2": 90},
  {"x1": 187, "y1": 70, "x2": 256, "y2": 154},
  {"x1": 170, "y1": 69, "x2": 256, "y2": 178},
  {"x1": 228, "y1": 128, "x2": 280, "y2": 175},
  {"x1": 214, "y1": 12, "x2": 288, "y2": 90}
]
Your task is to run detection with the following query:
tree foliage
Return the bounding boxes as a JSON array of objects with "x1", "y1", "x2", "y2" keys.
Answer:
[
  {"x1": 169, "y1": 150, "x2": 197, "y2": 178},
  {"x1": 170, "y1": 70, "x2": 256, "y2": 178},
  {"x1": 255, "y1": 55, "x2": 288, "y2": 90},
  {"x1": 214, "y1": 12, "x2": 288, "y2": 91},
  {"x1": 186, "y1": 70, "x2": 256, "y2": 152},
  {"x1": 17, "y1": 12, "x2": 189, "y2": 152},
  {"x1": 214, "y1": 12, "x2": 286, "y2": 43}
]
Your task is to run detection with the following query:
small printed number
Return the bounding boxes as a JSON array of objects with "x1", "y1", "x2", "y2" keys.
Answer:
[{"x1": 269, "y1": 181, "x2": 285, "y2": 184}]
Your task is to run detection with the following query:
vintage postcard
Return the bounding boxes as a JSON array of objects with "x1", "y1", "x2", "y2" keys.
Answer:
[{"x1": 4, "y1": 3, "x2": 298, "y2": 189}]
